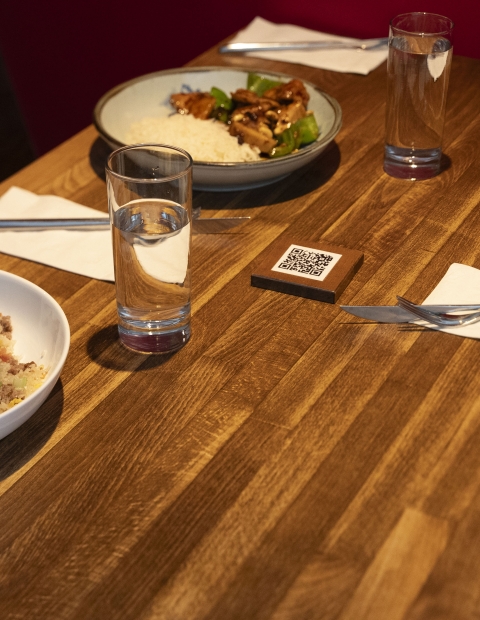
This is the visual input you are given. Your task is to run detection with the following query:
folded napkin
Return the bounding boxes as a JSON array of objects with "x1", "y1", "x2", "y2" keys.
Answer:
[
  {"x1": 421, "y1": 263, "x2": 480, "y2": 339},
  {"x1": 0, "y1": 186, "x2": 114, "y2": 281},
  {"x1": 229, "y1": 16, "x2": 388, "y2": 75}
]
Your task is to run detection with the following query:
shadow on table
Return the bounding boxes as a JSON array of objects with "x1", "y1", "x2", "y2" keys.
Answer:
[
  {"x1": 195, "y1": 141, "x2": 341, "y2": 211},
  {"x1": 89, "y1": 137, "x2": 112, "y2": 182},
  {"x1": 87, "y1": 325, "x2": 175, "y2": 371},
  {"x1": 440, "y1": 153, "x2": 452, "y2": 174},
  {"x1": 0, "y1": 382, "x2": 64, "y2": 480},
  {"x1": 88, "y1": 137, "x2": 341, "y2": 210}
]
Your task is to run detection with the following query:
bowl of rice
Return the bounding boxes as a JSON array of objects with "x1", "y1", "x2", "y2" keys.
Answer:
[
  {"x1": 93, "y1": 66, "x2": 342, "y2": 191},
  {"x1": 0, "y1": 271, "x2": 70, "y2": 440}
]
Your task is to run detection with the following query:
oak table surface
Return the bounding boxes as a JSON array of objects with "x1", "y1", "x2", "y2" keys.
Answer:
[{"x1": 1, "y1": 40, "x2": 480, "y2": 620}]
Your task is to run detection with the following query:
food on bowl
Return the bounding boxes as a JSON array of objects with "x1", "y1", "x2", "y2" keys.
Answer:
[
  {"x1": 126, "y1": 73, "x2": 320, "y2": 163},
  {"x1": 0, "y1": 313, "x2": 46, "y2": 413},
  {"x1": 171, "y1": 73, "x2": 319, "y2": 158}
]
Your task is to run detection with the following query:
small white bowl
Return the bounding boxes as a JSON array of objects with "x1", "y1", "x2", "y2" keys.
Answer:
[
  {"x1": 0, "y1": 271, "x2": 70, "y2": 440},
  {"x1": 93, "y1": 66, "x2": 342, "y2": 191}
]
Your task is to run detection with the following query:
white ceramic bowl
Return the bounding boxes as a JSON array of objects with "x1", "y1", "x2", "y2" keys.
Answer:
[
  {"x1": 0, "y1": 271, "x2": 70, "y2": 440},
  {"x1": 93, "y1": 66, "x2": 342, "y2": 191}
]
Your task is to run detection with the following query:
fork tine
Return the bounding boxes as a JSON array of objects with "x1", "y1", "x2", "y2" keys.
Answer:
[
  {"x1": 396, "y1": 296, "x2": 480, "y2": 326},
  {"x1": 396, "y1": 297, "x2": 443, "y2": 324}
]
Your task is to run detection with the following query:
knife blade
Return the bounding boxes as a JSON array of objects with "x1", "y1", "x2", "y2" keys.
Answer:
[
  {"x1": 340, "y1": 305, "x2": 480, "y2": 323},
  {"x1": 0, "y1": 216, "x2": 250, "y2": 234}
]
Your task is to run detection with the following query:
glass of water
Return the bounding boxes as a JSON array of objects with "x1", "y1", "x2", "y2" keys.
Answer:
[
  {"x1": 383, "y1": 12, "x2": 454, "y2": 180},
  {"x1": 106, "y1": 144, "x2": 193, "y2": 354}
]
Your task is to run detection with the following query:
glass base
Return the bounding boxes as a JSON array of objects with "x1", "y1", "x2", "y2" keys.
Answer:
[
  {"x1": 118, "y1": 324, "x2": 191, "y2": 354},
  {"x1": 383, "y1": 145, "x2": 442, "y2": 180}
]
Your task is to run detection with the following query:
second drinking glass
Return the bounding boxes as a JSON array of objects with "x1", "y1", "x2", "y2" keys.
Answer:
[
  {"x1": 106, "y1": 144, "x2": 193, "y2": 354},
  {"x1": 383, "y1": 12, "x2": 454, "y2": 180}
]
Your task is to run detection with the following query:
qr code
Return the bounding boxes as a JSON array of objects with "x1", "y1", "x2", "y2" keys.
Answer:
[{"x1": 271, "y1": 244, "x2": 342, "y2": 282}]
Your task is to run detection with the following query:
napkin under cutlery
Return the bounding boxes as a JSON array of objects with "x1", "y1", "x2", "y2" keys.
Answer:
[
  {"x1": 227, "y1": 16, "x2": 388, "y2": 75},
  {"x1": 420, "y1": 263, "x2": 480, "y2": 339},
  {"x1": 0, "y1": 187, "x2": 114, "y2": 281}
]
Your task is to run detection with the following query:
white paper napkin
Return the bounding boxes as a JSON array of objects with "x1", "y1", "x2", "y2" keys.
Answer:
[
  {"x1": 0, "y1": 186, "x2": 114, "y2": 281},
  {"x1": 229, "y1": 16, "x2": 388, "y2": 75},
  {"x1": 421, "y1": 263, "x2": 480, "y2": 339}
]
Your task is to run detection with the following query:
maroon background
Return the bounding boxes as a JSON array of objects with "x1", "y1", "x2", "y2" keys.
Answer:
[{"x1": 0, "y1": 0, "x2": 477, "y2": 156}]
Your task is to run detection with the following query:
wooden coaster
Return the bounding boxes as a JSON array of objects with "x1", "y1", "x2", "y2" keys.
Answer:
[{"x1": 251, "y1": 237, "x2": 364, "y2": 304}]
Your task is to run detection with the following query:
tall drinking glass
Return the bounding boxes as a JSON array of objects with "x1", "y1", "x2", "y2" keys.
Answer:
[
  {"x1": 106, "y1": 144, "x2": 193, "y2": 354},
  {"x1": 383, "y1": 12, "x2": 454, "y2": 180}
]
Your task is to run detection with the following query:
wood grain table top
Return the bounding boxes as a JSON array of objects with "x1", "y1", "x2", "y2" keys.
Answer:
[{"x1": 1, "y1": 40, "x2": 480, "y2": 620}]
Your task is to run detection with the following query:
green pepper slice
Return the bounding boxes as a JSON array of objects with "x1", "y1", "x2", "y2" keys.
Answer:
[
  {"x1": 247, "y1": 73, "x2": 282, "y2": 97},
  {"x1": 213, "y1": 109, "x2": 229, "y2": 123},
  {"x1": 210, "y1": 87, "x2": 233, "y2": 111},
  {"x1": 292, "y1": 115, "x2": 320, "y2": 145},
  {"x1": 269, "y1": 114, "x2": 320, "y2": 158},
  {"x1": 269, "y1": 127, "x2": 296, "y2": 158}
]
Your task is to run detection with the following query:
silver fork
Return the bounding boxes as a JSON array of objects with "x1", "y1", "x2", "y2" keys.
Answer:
[{"x1": 396, "y1": 296, "x2": 480, "y2": 326}]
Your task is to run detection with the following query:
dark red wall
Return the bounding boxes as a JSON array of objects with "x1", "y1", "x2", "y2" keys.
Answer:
[{"x1": 0, "y1": 0, "x2": 477, "y2": 156}]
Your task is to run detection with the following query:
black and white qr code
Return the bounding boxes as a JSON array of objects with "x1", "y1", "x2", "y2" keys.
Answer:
[{"x1": 272, "y1": 244, "x2": 342, "y2": 282}]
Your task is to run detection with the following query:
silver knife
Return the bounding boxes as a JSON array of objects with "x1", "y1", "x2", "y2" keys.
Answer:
[
  {"x1": 0, "y1": 216, "x2": 250, "y2": 234},
  {"x1": 340, "y1": 305, "x2": 480, "y2": 323},
  {"x1": 219, "y1": 38, "x2": 388, "y2": 53}
]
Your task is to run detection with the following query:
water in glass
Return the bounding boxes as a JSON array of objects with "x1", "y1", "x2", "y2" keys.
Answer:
[
  {"x1": 112, "y1": 198, "x2": 191, "y2": 353},
  {"x1": 384, "y1": 34, "x2": 452, "y2": 179}
]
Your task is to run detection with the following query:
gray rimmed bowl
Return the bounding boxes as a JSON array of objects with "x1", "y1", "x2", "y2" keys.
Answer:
[{"x1": 93, "y1": 66, "x2": 342, "y2": 192}]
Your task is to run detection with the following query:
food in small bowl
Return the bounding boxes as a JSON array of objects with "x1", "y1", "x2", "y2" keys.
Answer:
[
  {"x1": 0, "y1": 271, "x2": 70, "y2": 440},
  {"x1": 94, "y1": 67, "x2": 342, "y2": 191},
  {"x1": 0, "y1": 314, "x2": 47, "y2": 413}
]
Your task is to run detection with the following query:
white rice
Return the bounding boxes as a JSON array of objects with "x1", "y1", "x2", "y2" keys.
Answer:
[{"x1": 125, "y1": 114, "x2": 261, "y2": 163}]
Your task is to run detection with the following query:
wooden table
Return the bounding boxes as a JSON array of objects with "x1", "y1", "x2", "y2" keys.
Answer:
[{"x1": 1, "y1": 40, "x2": 480, "y2": 620}]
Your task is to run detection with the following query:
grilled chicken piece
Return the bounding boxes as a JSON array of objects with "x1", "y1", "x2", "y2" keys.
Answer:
[
  {"x1": 263, "y1": 79, "x2": 310, "y2": 106},
  {"x1": 230, "y1": 103, "x2": 277, "y2": 123},
  {"x1": 231, "y1": 88, "x2": 261, "y2": 105},
  {"x1": 231, "y1": 106, "x2": 260, "y2": 123},
  {"x1": 170, "y1": 92, "x2": 216, "y2": 120},
  {"x1": 230, "y1": 112, "x2": 275, "y2": 141},
  {"x1": 255, "y1": 121, "x2": 274, "y2": 140},
  {"x1": 231, "y1": 89, "x2": 278, "y2": 109},
  {"x1": 229, "y1": 121, "x2": 277, "y2": 153},
  {"x1": 274, "y1": 101, "x2": 307, "y2": 135}
]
